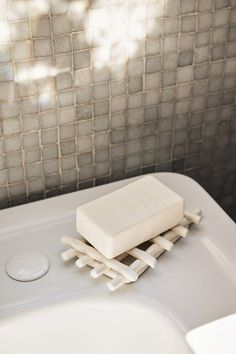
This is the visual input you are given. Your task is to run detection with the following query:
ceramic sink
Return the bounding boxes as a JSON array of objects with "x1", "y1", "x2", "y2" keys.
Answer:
[
  {"x1": 0, "y1": 173, "x2": 235, "y2": 354},
  {"x1": 0, "y1": 297, "x2": 193, "y2": 354}
]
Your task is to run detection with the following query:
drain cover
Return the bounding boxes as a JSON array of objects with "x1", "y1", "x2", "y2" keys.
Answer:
[{"x1": 6, "y1": 252, "x2": 50, "y2": 282}]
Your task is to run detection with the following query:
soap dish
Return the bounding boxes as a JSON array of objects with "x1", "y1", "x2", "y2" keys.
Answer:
[{"x1": 61, "y1": 208, "x2": 202, "y2": 291}]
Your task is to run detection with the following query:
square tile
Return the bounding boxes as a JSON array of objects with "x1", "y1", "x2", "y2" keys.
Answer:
[
  {"x1": 31, "y1": 16, "x2": 51, "y2": 37},
  {"x1": 33, "y1": 39, "x2": 52, "y2": 57},
  {"x1": 198, "y1": 12, "x2": 212, "y2": 30},
  {"x1": 41, "y1": 128, "x2": 58, "y2": 145},
  {"x1": 196, "y1": 31, "x2": 211, "y2": 48},
  {"x1": 193, "y1": 80, "x2": 208, "y2": 96},
  {"x1": 0, "y1": 63, "x2": 14, "y2": 81},
  {"x1": 94, "y1": 115, "x2": 109, "y2": 132},
  {"x1": 95, "y1": 132, "x2": 110, "y2": 148},
  {"x1": 78, "y1": 120, "x2": 92, "y2": 136},
  {"x1": 41, "y1": 111, "x2": 58, "y2": 129},
  {"x1": 211, "y1": 44, "x2": 225, "y2": 61},
  {"x1": 198, "y1": 0, "x2": 212, "y2": 12},
  {"x1": 58, "y1": 90, "x2": 74, "y2": 107},
  {"x1": 10, "y1": 20, "x2": 30, "y2": 41},
  {"x1": 178, "y1": 51, "x2": 193, "y2": 67},
  {"x1": 111, "y1": 112, "x2": 126, "y2": 128},
  {"x1": 51, "y1": 0, "x2": 69, "y2": 15},
  {"x1": 145, "y1": 56, "x2": 161, "y2": 73},
  {"x1": 179, "y1": 33, "x2": 195, "y2": 51},
  {"x1": 24, "y1": 148, "x2": 41, "y2": 164},
  {"x1": 61, "y1": 156, "x2": 76, "y2": 171},
  {"x1": 0, "y1": 43, "x2": 11, "y2": 63},
  {"x1": 212, "y1": 26, "x2": 227, "y2": 44},
  {"x1": 162, "y1": 71, "x2": 176, "y2": 87},
  {"x1": 59, "y1": 107, "x2": 75, "y2": 125},
  {"x1": 2, "y1": 118, "x2": 21, "y2": 136},
  {"x1": 145, "y1": 39, "x2": 161, "y2": 56},
  {"x1": 76, "y1": 86, "x2": 92, "y2": 104},
  {"x1": 13, "y1": 40, "x2": 31, "y2": 61},
  {"x1": 43, "y1": 159, "x2": 59, "y2": 175},
  {"x1": 216, "y1": 0, "x2": 230, "y2": 8},
  {"x1": 77, "y1": 103, "x2": 92, "y2": 120},
  {"x1": 93, "y1": 83, "x2": 109, "y2": 100},
  {"x1": 164, "y1": 17, "x2": 179, "y2": 35},
  {"x1": 214, "y1": 9, "x2": 230, "y2": 27},
  {"x1": 128, "y1": 77, "x2": 143, "y2": 94},
  {"x1": 181, "y1": 0, "x2": 196, "y2": 14},
  {"x1": 6, "y1": 152, "x2": 22, "y2": 168},
  {"x1": 227, "y1": 42, "x2": 236, "y2": 57},
  {"x1": 56, "y1": 72, "x2": 73, "y2": 90},
  {"x1": 181, "y1": 15, "x2": 196, "y2": 32},
  {"x1": 111, "y1": 79, "x2": 126, "y2": 96},
  {"x1": 2, "y1": 135, "x2": 21, "y2": 153},
  {"x1": 195, "y1": 46, "x2": 209, "y2": 64},
  {"x1": 72, "y1": 31, "x2": 90, "y2": 51},
  {"x1": 42, "y1": 145, "x2": 58, "y2": 160},
  {"x1": 164, "y1": 0, "x2": 179, "y2": 17},
  {"x1": 161, "y1": 87, "x2": 176, "y2": 103},
  {"x1": 52, "y1": 14, "x2": 71, "y2": 36},
  {"x1": 1, "y1": 102, "x2": 19, "y2": 119},
  {"x1": 77, "y1": 135, "x2": 92, "y2": 153},
  {"x1": 111, "y1": 96, "x2": 127, "y2": 112},
  {"x1": 127, "y1": 108, "x2": 144, "y2": 125},
  {"x1": 23, "y1": 132, "x2": 39, "y2": 148},
  {"x1": 208, "y1": 77, "x2": 222, "y2": 92},
  {"x1": 163, "y1": 53, "x2": 178, "y2": 71},
  {"x1": 54, "y1": 36, "x2": 71, "y2": 55},
  {"x1": 228, "y1": 25, "x2": 236, "y2": 41},
  {"x1": 55, "y1": 53, "x2": 72, "y2": 72},
  {"x1": 39, "y1": 92, "x2": 57, "y2": 111},
  {"x1": 28, "y1": 0, "x2": 50, "y2": 16},
  {"x1": 78, "y1": 151, "x2": 93, "y2": 167},
  {"x1": 111, "y1": 129, "x2": 126, "y2": 144},
  {"x1": 60, "y1": 140, "x2": 76, "y2": 155},
  {"x1": 8, "y1": 167, "x2": 25, "y2": 184},
  {"x1": 60, "y1": 124, "x2": 76, "y2": 140},
  {"x1": 25, "y1": 163, "x2": 42, "y2": 179},
  {"x1": 163, "y1": 35, "x2": 178, "y2": 53},
  {"x1": 176, "y1": 84, "x2": 192, "y2": 100},
  {"x1": 177, "y1": 66, "x2": 193, "y2": 83},
  {"x1": 7, "y1": 0, "x2": 28, "y2": 21},
  {"x1": 144, "y1": 106, "x2": 159, "y2": 122},
  {"x1": 74, "y1": 50, "x2": 90, "y2": 70},
  {"x1": 145, "y1": 73, "x2": 161, "y2": 90}
]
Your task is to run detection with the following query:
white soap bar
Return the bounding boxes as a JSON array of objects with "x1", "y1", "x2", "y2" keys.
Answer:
[{"x1": 76, "y1": 176, "x2": 184, "y2": 259}]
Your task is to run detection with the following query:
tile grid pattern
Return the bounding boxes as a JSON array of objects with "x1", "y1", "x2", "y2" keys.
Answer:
[{"x1": 0, "y1": 0, "x2": 235, "y2": 220}]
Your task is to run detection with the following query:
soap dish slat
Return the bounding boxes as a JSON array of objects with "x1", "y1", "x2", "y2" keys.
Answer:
[{"x1": 61, "y1": 209, "x2": 202, "y2": 291}]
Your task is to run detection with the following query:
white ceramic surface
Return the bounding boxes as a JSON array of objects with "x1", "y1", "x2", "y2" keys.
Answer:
[
  {"x1": 0, "y1": 297, "x2": 193, "y2": 354},
  {"x1": 186, "y1": 313, "x2": 236, "y2": 354},
  {"x1": 0, "y1": 173, "x2": 235, "y2": 354}
]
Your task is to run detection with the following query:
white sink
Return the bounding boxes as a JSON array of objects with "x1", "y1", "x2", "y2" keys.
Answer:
[
  {"x1": 0, "y1": 297, "x2": 193, "y2": 354},
  {"x1": 0, "y1": 173, "x2": 236, "y2": 354}
]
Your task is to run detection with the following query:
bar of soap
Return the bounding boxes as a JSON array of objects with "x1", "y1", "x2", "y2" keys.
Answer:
[{"x1": 76, "y1": 176, "x2": 184, "y2": 259}]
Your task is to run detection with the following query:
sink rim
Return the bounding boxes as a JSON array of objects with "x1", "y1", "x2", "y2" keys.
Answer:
[{"x1": 0, "y1": 291, "x2": 189, "y2": 335}]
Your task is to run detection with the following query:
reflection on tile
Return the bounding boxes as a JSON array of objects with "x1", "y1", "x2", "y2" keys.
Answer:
[{"x1": 0, "y1": 0, "x2": 235, "y2": 220}]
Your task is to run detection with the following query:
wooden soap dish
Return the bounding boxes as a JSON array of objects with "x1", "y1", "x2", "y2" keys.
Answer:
[{"x1": 61, "y1": 209, "x2": 202, "y2": 291}]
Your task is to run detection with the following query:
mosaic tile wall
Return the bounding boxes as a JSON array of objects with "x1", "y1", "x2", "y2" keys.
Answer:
[{"x1": 0, "y1": 0, "x2": 235, "y2": 220}]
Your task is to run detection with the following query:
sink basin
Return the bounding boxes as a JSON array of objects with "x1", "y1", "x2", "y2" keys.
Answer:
[
  {"x1": 0, "y1": 173, "x2": 236, "y2": 354},
  {"x1": 0, "y1": 297, "x2": 192, "y2": 354}
]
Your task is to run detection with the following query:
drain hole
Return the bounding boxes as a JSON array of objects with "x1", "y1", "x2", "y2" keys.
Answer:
[{"x1": 5, "y1": 252, "x2": 50, "y2": 282}]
